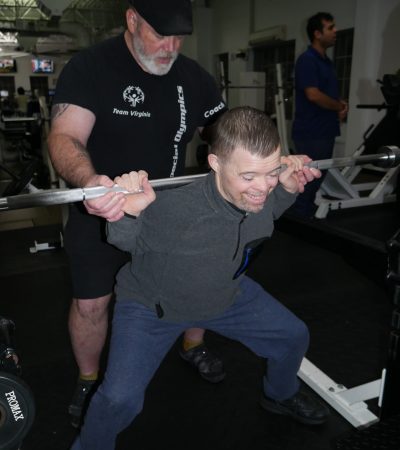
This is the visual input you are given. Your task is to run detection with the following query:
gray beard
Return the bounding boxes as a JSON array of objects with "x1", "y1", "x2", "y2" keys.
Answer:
[{"x1": 133, "y1": 36, "x2": 177, "y2": 76}]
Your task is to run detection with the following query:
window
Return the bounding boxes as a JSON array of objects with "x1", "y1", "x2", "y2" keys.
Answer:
[
  {"x1": 333, "y1": 28, "x2": 354, "y2": 101},
  {"x1": 253, "y1": 40, "x2": 295, "y2": 118}
]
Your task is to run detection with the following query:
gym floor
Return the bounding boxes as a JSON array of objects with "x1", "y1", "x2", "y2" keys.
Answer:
[{"x1": 1, "y1": 202, "x2": 399, "y2": 450}]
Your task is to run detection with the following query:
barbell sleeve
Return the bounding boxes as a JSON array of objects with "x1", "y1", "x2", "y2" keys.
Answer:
[
  {"x1": 279, "y1": 145, "x2": 400, "y2": 171},
  {"x1": 0, "y1": 146, "x2": 399, "y2": 212},
  {"x1": 305, "y1": 145, "x2": 400, "y2": 170}
]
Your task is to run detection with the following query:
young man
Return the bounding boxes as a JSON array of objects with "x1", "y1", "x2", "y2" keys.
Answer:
[
  {"x1": 48, "y1": 0, "x2": 226, "y2": 426},
  {"x1": 71, "y1": 107, "x2": 328, "y2": 450},
  {"x1": 291, "y1": 12, "x2": 348, "y2": 218}
]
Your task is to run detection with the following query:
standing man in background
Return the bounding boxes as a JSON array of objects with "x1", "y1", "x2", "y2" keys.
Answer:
[
  {"x1": 48, "y1": 0, "x2": 227, "y2": 428},
  {"x1": 291, "y1": 12, "x2": 348, "y2": 218}
]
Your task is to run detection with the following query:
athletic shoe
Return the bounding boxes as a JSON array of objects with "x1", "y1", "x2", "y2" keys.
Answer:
[
  {"x1": 260, "y1": 389, "x2": 330, "y2": 425},
  {"x1": 179, "y1": 343, "x2": 226, "y2": 383},
  {"x1": 68, "y1": 378, "x2": 97, "y2": 428}
]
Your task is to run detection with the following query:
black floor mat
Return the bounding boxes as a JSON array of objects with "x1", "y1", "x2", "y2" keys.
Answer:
[
  {"x1": 0, "y1": 214, "x2": 396, "y2": 449},
  {"x1": 335, "y1": 414, "x2": 400, "y2": 450}
]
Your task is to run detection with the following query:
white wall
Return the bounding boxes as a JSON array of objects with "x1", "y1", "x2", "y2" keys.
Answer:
[
  {"x1": 252, "y1": 0, "x2": 356, "y2": 41},
  {"x1": 207, "y1": 0, "x2": 400, "y2": 156}
]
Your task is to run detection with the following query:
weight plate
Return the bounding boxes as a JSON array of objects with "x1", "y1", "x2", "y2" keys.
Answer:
[{"x1": 0, "y1": 371, "x2": 35, "y2": 450}]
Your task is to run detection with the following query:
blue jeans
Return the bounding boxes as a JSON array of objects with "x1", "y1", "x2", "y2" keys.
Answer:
[
  {"x1": 291, "y1": 138, "x2": 335, "y2": 217},
  {"x1": 72, "y1": 276, "x2": 309, "y2": 450}
]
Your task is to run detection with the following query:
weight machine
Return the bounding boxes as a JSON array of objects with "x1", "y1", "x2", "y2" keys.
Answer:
[
  {"x1": 217, "y1": 57, "x2": 290, "y2": 155},
  {"x1": 314, "y1": 74, "x2": 400, "y2": 219}
]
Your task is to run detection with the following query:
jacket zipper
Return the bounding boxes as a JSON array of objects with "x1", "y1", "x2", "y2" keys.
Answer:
[{"x1": 232, "y1": 212, "x2": 248, "y2": 260}]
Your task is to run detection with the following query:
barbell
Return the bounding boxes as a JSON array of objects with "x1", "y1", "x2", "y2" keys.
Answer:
[{"x1": 0, "y1": 146, "x2": 399, "y2": 212}]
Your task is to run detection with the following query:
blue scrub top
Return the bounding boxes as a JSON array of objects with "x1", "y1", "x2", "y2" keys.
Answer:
[{"x1": 292, "y1": 46, "x2": 340, "y2": 141}]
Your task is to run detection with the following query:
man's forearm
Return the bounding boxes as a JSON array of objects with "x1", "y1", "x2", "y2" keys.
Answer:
[
  {"x1": 48, "y1": 102, "x2": 98, "y2": 187},
  {"x1": 47, "y1": 133, "x2": 96, "y2": 187},
  {"x1": 305, "y1": 87, "x2": 345, "y2": 112}
]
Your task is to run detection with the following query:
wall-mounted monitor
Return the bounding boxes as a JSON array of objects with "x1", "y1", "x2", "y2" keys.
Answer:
[
  {"x1": 0, "y1": 59, "x2": 17, "y2": 74},
  {"x1": 0, "y1": 90, "x2": 9, "y2": 97},
  {"x1": 31, "y1": 58, "x2": 54, "y2": 74}
]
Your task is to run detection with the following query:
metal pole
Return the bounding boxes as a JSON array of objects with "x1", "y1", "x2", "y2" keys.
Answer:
[
  {"x1": 275, "y1": 63, "x2": 289, "y2": 155},
  {"x1": 0, "y1": 174, "x2": 207, "y2": 211},
  {"x1": 0, "y1": 147, "x2": 399, "y2": 212},
  {"x1": 305, "y1": 146, "x2": 399, "y2": 170}
]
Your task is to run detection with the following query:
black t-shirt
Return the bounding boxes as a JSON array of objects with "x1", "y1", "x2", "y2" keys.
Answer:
[{"x1": 54, "y1": 33, "x2": 226, "y2": 180}]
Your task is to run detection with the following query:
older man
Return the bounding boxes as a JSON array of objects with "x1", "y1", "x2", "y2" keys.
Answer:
[
  {"x1": 48, "y1": 0, "x2": 227, "y2": 427},
  {"x1": 71, "y1": 107, "x2": 329, "y2": 450}
]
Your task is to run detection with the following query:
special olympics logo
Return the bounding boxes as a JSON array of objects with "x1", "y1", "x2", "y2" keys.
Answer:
[{"x1": 123, "y1": 86, "x2": 145, "y2": 107}]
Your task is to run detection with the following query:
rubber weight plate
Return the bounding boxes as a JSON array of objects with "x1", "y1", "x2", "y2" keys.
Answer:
[{"x1": 0, "y1": 371, "x2": 35, "y2": 450}]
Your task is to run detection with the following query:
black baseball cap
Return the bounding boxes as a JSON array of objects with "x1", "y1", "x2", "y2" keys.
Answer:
[{"x1": 128, "y1": 0, "x2": 193, "y2": 36}]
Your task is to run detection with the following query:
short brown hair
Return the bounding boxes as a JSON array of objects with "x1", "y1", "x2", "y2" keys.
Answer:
[{"x1": 211, "y1": 106, "x2": 280, "y2": 161}]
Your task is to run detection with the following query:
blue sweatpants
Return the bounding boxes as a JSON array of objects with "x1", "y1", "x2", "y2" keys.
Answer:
[{"x1": 72, "y1": 276, "x2": 309, "y2": 450}]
